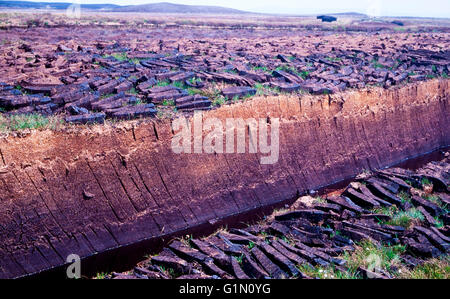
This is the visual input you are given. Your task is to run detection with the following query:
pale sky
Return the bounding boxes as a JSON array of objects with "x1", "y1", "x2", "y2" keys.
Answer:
[{"x1": 19, "y1": 0, "x2": 450, "y2": 18}]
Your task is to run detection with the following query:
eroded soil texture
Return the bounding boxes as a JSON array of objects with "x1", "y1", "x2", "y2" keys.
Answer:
[
  {"x1": 0, "y1": 26, "x2": 449, "y2": 124},
  {"x1": 111, "y1": 155, "x2": 450, "y2": 279}
]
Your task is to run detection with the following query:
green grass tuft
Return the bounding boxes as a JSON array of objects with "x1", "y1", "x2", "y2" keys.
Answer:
[
  {"x1": 400, "y1": 257, "x2": 449, "y2": 279},
  {"x1": 162, "y1": 99, "x2": 175, "y2": 106},
  {"x1": 110, "y1": 52, "x2": 128, "y2": 62},
  {"x1": 212, "y1": 95, "x2": 227, "y2": 107},
  {"x1": 421, "y1": 177, "x2": 432, "y2": 186},
  {"x1": 254, "y1": 83, "x2": 280, "y2": 96},
  {"x1": 298, "y1": 263, "x2": 361, "y2": 279},
  {"x1": 0, "y1": 114, "x2": 63, "y2": 132},
  {"x1": 373, "y1": 205, "x2": 424, "y2": 228},
  {"x1": 94, "y1": 272, "x2": 108, "y2": 279},
  {"x1": 156, "y1": 80, "x2": 170, "y2": 87}
]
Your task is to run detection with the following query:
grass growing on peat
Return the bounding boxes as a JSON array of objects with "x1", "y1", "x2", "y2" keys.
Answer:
[
  {"x1": 298, "y1": 240, "x2": 407, "y2": 279},
  {"x1": 398, "y1": 257, "x2": 450, "y2": 279},
  {"x1": 0, "y1": 113, "x2": 63, "y2": 132}
]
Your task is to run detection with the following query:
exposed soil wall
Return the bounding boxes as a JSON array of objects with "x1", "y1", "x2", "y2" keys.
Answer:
[{"x1": 0, "y1": 79, "x2": 448, "y2": 278}]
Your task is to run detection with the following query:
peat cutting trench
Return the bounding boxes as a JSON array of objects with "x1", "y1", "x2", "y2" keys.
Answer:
[{"x1": 0, "y1": 79, "x2": 449, "y2": 279}]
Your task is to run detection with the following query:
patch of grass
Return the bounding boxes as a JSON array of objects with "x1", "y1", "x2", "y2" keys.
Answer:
[
  {"x1": 110, "y1": 52, "x2": 128, "y2": 62},
  {"x1": 326, "y1": 57, "x2": 342, "y2": 63},
  {"x1": 94, "y1": 272, "x2": 108, "y2": 279},
  {"x1": 128, "y1": 87, "x2": 138, "y2": 95},
  {"x1": 372, "y1": 205, "x2": 424, "y2": 229},
  {"x1": 252, "y1": 65, "x2": 270, "y2": 73},
  {"x1": 399, "y1": 257, "x2": 449, "y2": 279},
  {"x1": 397, "y1": 191, "x2": 411, "y2": 204},
  {"x1": 281, "y1": 236, "x2": 292, "y2": 245},
  {"x1": 422, "y1": 194, "x2": 443, "y2": 207},
  {"x1": 405, "y1": 179, "x2": 413, "y2": 186},
  {"x1": 372, "y1": 62, "x2": 386, "y2": 69},
  {"x1": 132, "y1": 98, "x2": 145, "y2": 106},
  {"x1": 254, "y1": 83, "x2": 265, "y2": 96},
  {"x1": 0, "y1": 114, "x2": 63, "y2": 132},
  {"x1": 172, "y1": 81, "x2": 186, "y2": 89},
  {"x1": 162, "y1": 99, "x2": 175, "y2": 106},
  {"x1": 421, "y1": 178, "x2": 432, "y2": 187},
  {"x1": 342, "y1": 240, "x2": 406, "y2": 277},
  {"x1": 235, "y1": 254, "x2": 244, "y2": 264},
  {"x1": 258, "y1": 231, "x2": 269, "y2": 240},
  {"x1": 314, "y1": 196, "x2": 327, "y2": 204},
  {"x1": 156, "y1": 80, "x2": 170, "y2": 87},
  {"x1": 248, "y1": 241, "x2": 255, "y2": 250},
  {"x1": 100, "y1": 93, "x2": 115, "y2": 99},
  {"x1": 231, "y1": 95, "x2": 240, "y2": 103},
  {"x1": 274, "y1": 65, "x2": 309, "y2": 80},
  {"x1": 225, "y1": 69, "x2": 238, "y2": 74},
  {"x1": 254, "y1": 83, "x2": 280, "y2": 96},
  {"x1": 0, "y1": 116, "x2": 6, "y2": 132},
  {"x1": 434, "y1": 217, "x2": 444, "y2": 228},
  {"x1": 197, "y1": 84, "x2": 228, "y2": 107},
  {"x1": 130, "y1": 58, "x2": 141, "y2": 65},
  {"x1": 156, "y1": 110, "x2": 165, "y2": 118},
  {"x1": 187, "y1": 77, "x2": 202, "y2": 85},
  {"x1": 332, "y1": 230, "x2": 342, "y2": 238},
  {"x1": 241, "y1": 93, "x2": 254, "y2": 101},
  {"x1": 274, "y1": 65, "x2": 297, "y2": 75},
  {"x1": 298, "y1": 264, "x2": 361, "y2": 279},
  {"x1": 273, "y1": 207, "x2": 290, "y2": 216},
  {"x1": 158, "y1": 266, "x2": 176, "y2": 278},
  {"x1": 187, "y1": 88, "x2": 202, "y2": 96},
  {"x1": 299, "y1": 70, "x2": 310, "y2": 79},
  {"x1": 388, "y1": 208, "x2": 423, "y2": 228}
]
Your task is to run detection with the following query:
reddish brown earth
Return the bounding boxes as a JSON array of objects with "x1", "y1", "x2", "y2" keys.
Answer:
[{"x1": 0, "y1": 78, "x2": 448, "y2": 278}]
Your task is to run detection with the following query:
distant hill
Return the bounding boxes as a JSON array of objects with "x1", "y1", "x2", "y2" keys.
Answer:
[
  {"x1": 0, "y1": 1, "x2": 252, "y2": 14},
  {"x1": 113, "y1": 2, "x2": 251, "y2": 14},
  {"x1": 329, "y1": 12, "x2": 368, "y2": 17},
  {"x1": 0, "y1": 1, "x2": 120, "y2": 10}
]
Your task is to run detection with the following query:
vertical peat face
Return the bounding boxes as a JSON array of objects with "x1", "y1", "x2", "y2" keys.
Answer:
[{"x1": 0, "y1": 79, "x2": 448, "y2": 278}]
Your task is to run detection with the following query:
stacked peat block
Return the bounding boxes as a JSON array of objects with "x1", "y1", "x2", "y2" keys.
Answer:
[{"x1": 2, "y1": 32, "x2": 449, "y2": 125}]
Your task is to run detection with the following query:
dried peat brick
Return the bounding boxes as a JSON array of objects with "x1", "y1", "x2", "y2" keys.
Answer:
[{"x1": 65, "y1": 112, "x2": 105, "y2": 124}]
